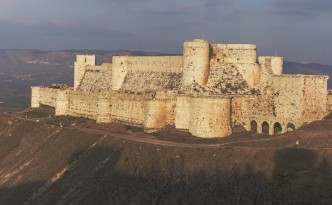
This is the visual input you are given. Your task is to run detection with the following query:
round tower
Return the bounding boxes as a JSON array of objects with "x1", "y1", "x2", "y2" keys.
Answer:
[
  {"x1": 189, "y1": 97, "x2": 232, "y2": 138},
  {"x1": 182, "y1": 39, "x2": 210, "y2": 87},
  {"x1": 271, "y1": 57, "x2": 283, "y2": 75}
]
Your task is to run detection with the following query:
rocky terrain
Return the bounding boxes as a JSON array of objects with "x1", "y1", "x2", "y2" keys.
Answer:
[{"x1": 1, "y1": 108, "x2": 332, "y2": 204}]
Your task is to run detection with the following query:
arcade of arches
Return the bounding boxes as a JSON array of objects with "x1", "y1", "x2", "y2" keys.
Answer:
[{"x1": 249, "y1": 120, "x2": 297, "y2": 135}]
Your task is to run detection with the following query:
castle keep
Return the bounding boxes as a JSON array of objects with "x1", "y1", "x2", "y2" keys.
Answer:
[{"x1": 31, "y1": 39, "x2": 332, "y2": 138}]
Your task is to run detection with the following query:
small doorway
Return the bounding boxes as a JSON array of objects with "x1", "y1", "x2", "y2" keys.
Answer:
[
  {"x1": 251, "y1": 120, "x2": 258, "y2": 133},
  {"x1": 262, "y1": 121, "x2": 269, "y2": 134},
  {"x1": 287, "y1": 123, "x2": 296, "y2": 132},
  {"x1": 274, "y1": 122, "x2": 282, "y2": 134}
]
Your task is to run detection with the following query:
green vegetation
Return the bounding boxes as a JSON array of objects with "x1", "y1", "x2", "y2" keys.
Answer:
[
  {"x1": 25, "y1": 110, "x2": 49, "y2": 118},
  {"x1": 125, "y1": 124, "x2": 144, "y2": 133}
]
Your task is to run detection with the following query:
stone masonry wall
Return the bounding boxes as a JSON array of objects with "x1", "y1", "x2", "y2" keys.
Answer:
[
  {"x1": 189, "y1": 97, "x2": 231, "y2": 138},
  {"x1": 258, "y1": 57, "x2": 283, "y2": 76},
  {"x1": 96, "y1": 95, "x2": 113, "y2": 123},
  {"x1": 120, "y1": 72, "x2": 182, "y2": 93},
  {"x1": 111, "y1": 56, "x2": 183, "y2": 91},
  {"x1": 77, "y1": 63, "x2": 113, "y2": 93},
  {"x1": 31, "y1": 87, "x2": 41, "y2": 108},
  {"x1": 66, "y1": 91, "x2": 99, "y2": 120},
  {"x1": 111, "y1": 94, "x2": 145, "y2": 126},
  {"x1": 126, "y1": 56, "x2": 183, "y2": 73},
  {"x1": 174, "y1": 96, "x2": 191, "y2": 129},
  {"x1": 328, "y1": 91, "x2": 332, "y2": 113},
  {"x1": 302, "y1": 76, "x2": 329, "y2": 120},
  {"x1": 31, "y1": 87, "x2": 59, "y2": 108},
  {"x1": 39, "y1": 88, "x2": 59, "y2": 107},
  {"x1": 182, "y1": 39, "x2": 210, "y2": 87},
  {"x1": 270, "y1": 76, "x2": 305, "y2": 119},
  {"x1": 31, "y1": 39, "x2": 331, "y2": 138},
  {"x1": 210, "y1": 44, "x2": 260, "y2": 88},
  {"x1": 210, "y1": 44, "x2": 257, "y2": 64},
  {"x1": 74, "y1": 55, "x2": 96, "y2": 90}
]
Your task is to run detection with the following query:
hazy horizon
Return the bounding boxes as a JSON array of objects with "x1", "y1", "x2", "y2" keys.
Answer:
[{"x1": 1, "y1": 0, "x2": 332, "y2": 65}]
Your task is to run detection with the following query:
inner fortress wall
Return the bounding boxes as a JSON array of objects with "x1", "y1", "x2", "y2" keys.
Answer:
[
  {"x1": 210, "y1": 44, "x2": 257, "y2": 64},
  {"x1": 189, "y1": 97, "x2": 231, "y2": 138},
  {"x1": 77, "y1": 66, "x2": 107, "y2": 92},
  {"x1": 126, "y1": 56, "x2": 183, "y2": 73},
  {"x1": 111, "y1": 56, "x2": 129, "y2": 90},
  {"x1": 74, "y1": 55, "x2": 96, "y2": 90},
  {"x1": 258, "y1": 57, "x2": 283, "y2": 76},
  {"x1": 258, "y1": 58, "x2": 274, "y2": 91},
  {"x1": 182, "y1": 39, "x2": 210, "y2": 86},
  {"x1": 210, "y1": 44, "x2": 260, "y2": 87},
  {"x1": 111, "y1": 56, "x2": 183, "y2": 91}
]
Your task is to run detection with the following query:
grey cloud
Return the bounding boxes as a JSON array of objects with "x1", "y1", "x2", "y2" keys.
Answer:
[
  {"x1": 270, "y1": 0, "x2": 332, "y2": 16},
  {"x1": 0, "y1": 19, "x2": 134, "y2": 49},
  {"x1": 35, "y1": 22, "x2": 132, "y2": 38}
]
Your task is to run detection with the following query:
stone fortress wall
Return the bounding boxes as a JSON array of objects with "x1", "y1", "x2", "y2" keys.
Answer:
[{"x1": 31, "y1": 39, "x2": 330, "y2": 138}]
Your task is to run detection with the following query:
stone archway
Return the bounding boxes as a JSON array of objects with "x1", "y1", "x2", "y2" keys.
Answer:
[
  {"x1": 274, "y1": 122, "x2": 282, "y2": 134},
  {"x1": 262, "y1": 121, "x2": 269, "y2": 134},
  {"x1": 251, "y1": 120, "x2": 258, "y2": 133},
  {"x1": 287, "y1": 123, "x2": 296, "y2": 132}
]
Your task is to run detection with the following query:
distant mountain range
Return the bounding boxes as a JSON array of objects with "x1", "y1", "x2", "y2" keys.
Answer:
[{"x1": 0, "y1": 49, "x2": 331, "y2": 112}]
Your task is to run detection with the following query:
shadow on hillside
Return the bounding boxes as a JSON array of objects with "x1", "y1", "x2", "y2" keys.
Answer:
[
  {"x1": 272, "y1": 148, "x2": 332, "y2": 204},
  {"x1": 2, "y1": 147, "x2": 332, "y2": 204},
  {"x1": 0, "y1": 182, "x2": 44, "y2": 205}
]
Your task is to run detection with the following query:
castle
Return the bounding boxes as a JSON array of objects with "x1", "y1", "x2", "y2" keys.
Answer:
[{"x1": 31, "y1": 39, "x2": 332, "y2": 138}]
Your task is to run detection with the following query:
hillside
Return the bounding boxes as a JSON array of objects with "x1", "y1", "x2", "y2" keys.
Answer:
[
  {"x1": 0, "y1": 49, "x2": 331, "y2": 112},
  {"x1": 1, "y1": 108, "x2": 332, "y2": 204},
  {"x1": 0, "y1": 49, "x2": 165, "y2": 112}
]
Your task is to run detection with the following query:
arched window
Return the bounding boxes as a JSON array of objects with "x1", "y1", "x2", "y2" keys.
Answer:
[
  {"x1": 251, "y1": 120, "x2": 257, "y2": 133},
  {"x1": 262, "y1": 121, "x2": 269, "y2": 134},
  {"x1": 287, "y1": 123, "x2": 296, "y2": 132},
  {"x1": 274, "y1": 122, "x2": 282, "y2": 134}
]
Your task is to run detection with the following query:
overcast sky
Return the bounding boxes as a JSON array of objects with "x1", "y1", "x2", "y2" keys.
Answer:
[{"x1": 0, "y1": 0, "x2": 332, "y2": 64}]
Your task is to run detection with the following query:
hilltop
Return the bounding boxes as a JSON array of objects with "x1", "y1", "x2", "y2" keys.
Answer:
[{"x1": 1, "y1": 108, "x2": 332, "y2": 204}]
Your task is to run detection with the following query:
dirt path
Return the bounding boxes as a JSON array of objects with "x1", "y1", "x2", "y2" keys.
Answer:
[
  {"x1": 4, "y1": 112, "x2": 330, "y2": 150},
  {"x1": 71, "y1": 126, "x2": 332, "y2": 150}
]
